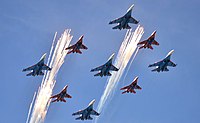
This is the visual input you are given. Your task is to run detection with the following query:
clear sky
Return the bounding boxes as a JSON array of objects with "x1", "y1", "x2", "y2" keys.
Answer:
[{"x1": 0, "y1": 0, "x2": 200, "y2": 123}]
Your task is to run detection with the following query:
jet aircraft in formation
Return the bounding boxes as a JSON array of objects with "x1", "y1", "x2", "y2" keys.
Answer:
[
  {"x1": 137, "y1": 31, "x2": 159, "y2": 50},
  {"x1": 65, "y1": 35, "x2": 88, "y2": 54},
  {"x1": 148, "y1": 50, "x2": 177, "y2": 72},
  {"x1": 120, "y1": 76, "x2": 142, "y2": 94},
  {"x1": 22, "y1": 53, "x2": 51, "y2": 76},
  {"x1": 72, "y1": 99, "x2": 100, "y2": 120},
  {"x1": 22, "y1": 3, "x2": 178, "y2": 122},
  {"x1": 90, "y1": 53, "x2": 119, "y2": 77},
  {"x1": 109, "y1": 4, "x2": 139, "y2": 30},
  {"x1": 50, "y1": 85, "x2": 72, "y2": 103}
]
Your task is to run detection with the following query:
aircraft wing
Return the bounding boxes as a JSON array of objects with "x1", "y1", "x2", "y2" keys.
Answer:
[
  {"x1": 65, "y1": 94, "x2": 72, "y2": 98},
  {"x1": 152, "y1": 40, "x2": 159, "y2": 45},
  {"x1": 90, "y1": 110, "x2": 100, "y2": 116},
  {"x1": 167, "y1": 61, "x2": 177, "y2": 67},
  {"x1": 149, "y1": 61, "x2": 162, "y2": 67},
  {"x1": 135, "y1": 85, "x2": 142, "y2": 90},
  {"x1": 109, "y1": 17, "x2": 123, "y2": 24},
  {"x1": 91, "y1": 65, "x2": 104, "y2": 72},
  {"x1": 22, "y1": 64, "x2": 36, "y2": 71},
  {"x1": 137, "y1": 40, "x2": 147, "y2": 45},
  {"x1": 120, "y1": 85, "x2": 130, "y2": 90},
  {"x1": 72, "y1": 110, "x2": 83, "y2": 116},
  {"x1": 128, "y1": 17, "x2": 139, "y2": 24},
  {"x1": 110, "y1": 64, "x2": 119, "y2": 71},
  {"x1": 50, "y1": 94, "x2": 59, "y2": 99},
  {"x1": 65, "y1": 45, "x2": 75, "y2": 50},
  {"x1": 80, "y1": 44, "x2": 88, "y2": 49},
  {"x1": 42, "y1": 64, "x2": 51, "y2": 70}
]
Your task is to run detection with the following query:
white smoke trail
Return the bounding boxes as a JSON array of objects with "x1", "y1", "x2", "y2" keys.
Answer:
[
  {"x1": 28, "y1": 30, "x2": 73, "y2": 123},
  {"x1": 95, "y1": 25, "x2": 144, "y2": 123},
  {"x1": 26, "y1": 92, "x2": 36, "y2": 123}
]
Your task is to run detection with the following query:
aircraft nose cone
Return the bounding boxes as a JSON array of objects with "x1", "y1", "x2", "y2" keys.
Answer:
[
  {"x1": 110, "y1": 53, "x2": 115, "y2": 59},
  {"x1": 168, "y1": 49, "x2": 174, "y2": 56},
  {"x1": 89, "y1": 99, "x2": 96, "y2": 106},
  {"x1": 127, "y1": 4, "x2": 134, "y2": 12}
]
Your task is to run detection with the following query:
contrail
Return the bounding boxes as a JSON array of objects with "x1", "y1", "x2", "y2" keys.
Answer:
[
  {"x1": 27, "y1": 30, "x2": 73, "y2": 123},
  {"x1": 95, "y1": 25, "x2": 144, "y2": 123}
]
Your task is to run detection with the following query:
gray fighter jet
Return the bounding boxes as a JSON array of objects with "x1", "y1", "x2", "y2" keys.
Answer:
[
  {"x1": 90, "y1": 53, "x2": 119, "y2": 77},
  {"x1": 72, "y1": 99, "x2": 100, "y2": 120},
  {"x1": 149, "y1": 50, "x2": 177, "y2": 72},
  {"x1": 22, "y1": 53, "x2": 51, "y2": 76},
  {"x1": 109, "y1": 4, "x2": 139, "y2": 30}
]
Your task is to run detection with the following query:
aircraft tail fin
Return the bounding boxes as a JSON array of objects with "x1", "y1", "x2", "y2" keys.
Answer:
[
  {"x1": 75, "y1": 116, "x2": 83, "y2": 120},
  {"x1": 39, "y1": 71, "x2": 44, "y2": 76},
  {"x1": 107, "y1": 72, "x2": 112, "y2": 76},
  {"x1": 67, "y1": 50, "x2": 74, "y2": 54},
  {"x1": 26, "y1": 72, "x2": 34, "y2": 76},
  {"x1": 112, "y1": 25, "x2": 121, "y2": 30},
  {"x1": 139, "y1": 45, "x2": 145, "y2": 49},
  {"x1": 94, "y1": 72, "x2": 103, "y2": 77},
  {"x1": 76, "y1": 49, "x2": 82, "y2": 54},
  {"x1": 151, "y1": 68, "x2": 160, "y2": 72}
]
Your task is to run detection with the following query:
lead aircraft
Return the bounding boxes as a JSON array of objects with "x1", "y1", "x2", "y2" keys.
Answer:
[{"x1": 109, "y1": 4, "x2": 139, "y2": 30}]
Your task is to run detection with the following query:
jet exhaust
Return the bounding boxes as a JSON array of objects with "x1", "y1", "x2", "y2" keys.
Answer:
[
  {"x1": 95, "y1": 25, "x2": 144, "y2": 123},
  {"x1": 27, "y1": 30, "x2": 73, "y2": 123}
]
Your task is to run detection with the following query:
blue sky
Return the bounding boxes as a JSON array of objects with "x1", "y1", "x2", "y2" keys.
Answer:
[{"x1": 0, "y1": 0, "x2": 200, "y2": 123}]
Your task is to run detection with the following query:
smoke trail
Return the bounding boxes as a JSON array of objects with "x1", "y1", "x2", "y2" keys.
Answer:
[
  {"x1": 26, "y1": 92, "x2": 36, "y2": 123},
  {"x1": 95, "y1": 25, "x2": 144, "y2": 123},
  {"x1": 28, "y1": 30, "x2": 73, "y2": 123}
]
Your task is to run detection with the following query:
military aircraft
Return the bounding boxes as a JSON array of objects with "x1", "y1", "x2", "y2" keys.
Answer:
[
  {"x1": 149, "y1": 50, "x2": 177, "y2": 72},
  {"x1": 22, "y1": 53, "x2": 51, "y2": 76},
  {"x1": 90, "y1": 53, "x2": 119, "y2": 77},
  {"x1": 65, "y1": 35, "x2": 88, "y2": 54},
  {"x1": 137, "y1": 31, "x2": 159, "y2": 50},
  {"x1": 120, "y1": 76, "x2": 141, "y2": 94},
  {"x1": 50, "y1": 85, "x2": 72, "y2": 103},
  {"x1": 109, "y1": 4, "x2": 139, "y2": 30},
  {"x1": 72, "y1": 99, "x2": 100, "y2": 120}
]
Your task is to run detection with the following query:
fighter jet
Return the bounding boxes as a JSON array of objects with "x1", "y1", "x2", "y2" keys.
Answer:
[
  {"x1": 109, "y1": 4, "x2": 139, "y2": 30},
  {"x1": 72, "y1": 99, "x2": 100, "y2": 120},
  {"x1": 65, "y1": 35, "x2": 88, "y2": 54},
  {"x1": 90, "y1": 53, "x2": 119, "y2": 77},
  {"x1": 22, "y1": 53, "x2": 51, "y2": 76},
  {"x1": 120, "y1": 76, "x2": 141, "y2": 94},
  {"x1": 149, "y1": 50, "x2": 177, "y2": 72},
  {"x1": 50, "y1": 85, "x2": 72, "y2": 103},
  {"x1": 137, "y1": 31, "x2": 159, "y2": 50}
]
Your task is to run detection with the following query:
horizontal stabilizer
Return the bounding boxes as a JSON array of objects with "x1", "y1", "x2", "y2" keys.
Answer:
[
  {"x1": 26, "y1": 72, "x2": 34, "y2": 76},
  {"x1": 94, "y1": 72, "x2": 103, "y2": 77}
]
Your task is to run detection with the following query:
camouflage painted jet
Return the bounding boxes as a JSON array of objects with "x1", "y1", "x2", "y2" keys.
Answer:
[
  {"x1": 22, "y1": 53, "x2": 51, "y2": 76},
  {"x1": 109, "y1": 4, "x2": 139, "y2": 30},
  {"x1": 65, "y1": 35, "x2": 88, "y2": 54},
  {"x1": 137, "y1": 31, "x2": 159, "y2": 50},
  {"x1": 72, "y1": 99, "x2": 100, "y2": 120},
  {"x1": 90, "y1": 53, "x2": 119, "y2": 77},
  {"x1": 50, "y1": 85, "x2": 72, "y2": 103},
  {"x1": 120, "y1": 76, "x2": 141, "y2": 94},
  {"x1": 149, "y1": 50, "x2": 177, "y2": 72}
]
